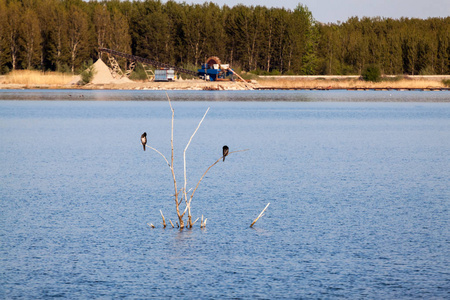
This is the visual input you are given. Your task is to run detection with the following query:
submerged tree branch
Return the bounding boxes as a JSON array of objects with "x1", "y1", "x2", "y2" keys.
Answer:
[
  {"x1": 166, "y1": 92, "x2": 183, "y2": 228},
  {"x1": 160, "y1": 209, "x2": 166, "y2": 228},
  {"x1": 184, "y1": 107, "x2": 210, "y2": 227},
  {"x1": 250, "y1": 203, "x2": 270, "y2": 228},
  {"x1": 146, "y1": 93, "x2": 249, "y2": 229}
]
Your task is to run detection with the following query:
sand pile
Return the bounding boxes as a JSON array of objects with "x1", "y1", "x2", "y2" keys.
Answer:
[{"x1": 91, "y1": 59, "x2": 132, "y2": 84}]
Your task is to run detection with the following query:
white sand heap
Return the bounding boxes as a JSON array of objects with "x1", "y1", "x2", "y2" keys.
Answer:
[{"x1": 91, "y1": 59, "x2": 132, "y2": 84}]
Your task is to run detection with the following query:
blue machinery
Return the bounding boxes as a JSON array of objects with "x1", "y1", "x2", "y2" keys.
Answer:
[{"x1": 197, "y1": 56, "x2": 233, "y2": 81}]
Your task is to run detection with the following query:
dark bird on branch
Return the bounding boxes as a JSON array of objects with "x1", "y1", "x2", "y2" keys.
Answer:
[
  {"x1": 141, "y1": 132, "x2": 147, "y2": 151},
  {"x1": 223, "y1": 145, "x2": 229, "y2": 161}
]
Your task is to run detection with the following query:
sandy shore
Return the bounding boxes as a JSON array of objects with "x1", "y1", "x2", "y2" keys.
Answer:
[
  {"x1": 0, "y1": 78, "x2": 252, "y2": 91},
  {"x1": 0, "y1": 75, "x2": 449, "y2": 91}
]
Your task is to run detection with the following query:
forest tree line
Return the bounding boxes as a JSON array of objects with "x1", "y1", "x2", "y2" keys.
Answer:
[{"x1": 0, "y1": 0, "x2": 449, "y2": 75}]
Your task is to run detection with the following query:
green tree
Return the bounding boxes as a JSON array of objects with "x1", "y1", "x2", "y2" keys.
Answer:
[
  {"x1": 5, "y1": 0, "x2": 22, "y2": 70},
  {"x1": 384, "y1": 19, "x2": 403, "y2": 74},
  {"x1": 130, "y1": 0, "x2": 171, "y2": 63},
  {"x1": 162, "y1": 0, "x2": 185, "y2": 66},
  {"x1": 436, "y1": 19, "x2": 450, "y2": 74},
  {"x1": 226, "y1": 5, "x2": 266, "y2": 71},
  {"x1": 93, "y1": 4, "x2": 111, "y2": 58},
  {"x1": 108, "y1": 8, "x2": 131, "y2": 54},
  {"x1": 67, "y1": 4, "x2": 89, "y2": 72},
  {"x1": 270, "y1": 8, "x2": 289, "y2": 73},
  {"x1": 21, "y1": 8, "x2": 42, "y2": 69},
  {"x1": 362, "y1": 64, "x2": 381, "y2": 81},
  {"x1": 285, "y1": 4, "x2": 315, "y2": 74},
  {"x1": 44, "y1": 0, "x2": 69, "y2": 71},
  {"x1": 0, "y1": 0, "x2": 10, "y2": 72},
  {"x1": 260, "y1": 7, "x2": 274, "y2": 72},
  {"x1": 183, "y1": 4, "x2": 208, "y2": 66}
]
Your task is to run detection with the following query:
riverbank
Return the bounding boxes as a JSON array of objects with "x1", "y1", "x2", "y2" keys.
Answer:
[
  {"x1": 256, "y1": 75, "x2": 450, "y2": 91},
  {"x1": 1, "y1": 72, "x2": 449, "y2": 91}
]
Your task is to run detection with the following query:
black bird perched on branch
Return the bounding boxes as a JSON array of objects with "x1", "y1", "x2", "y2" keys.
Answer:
[
  {"x1": 141, "y1": 132, "x2": 147, "y2": 151},
  {"x1": 222, "y1": 145, "x2": 229, "y2": 161}
]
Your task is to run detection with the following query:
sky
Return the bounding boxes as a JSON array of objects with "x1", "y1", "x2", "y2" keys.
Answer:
[{"x1": 174, "y1": 0, "x2": 450, "y2": 23}]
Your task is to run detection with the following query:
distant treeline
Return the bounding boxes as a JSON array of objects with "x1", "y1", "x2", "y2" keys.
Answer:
[{"x1": 0, "y1": 0, "x2": 449, "y2": 75}]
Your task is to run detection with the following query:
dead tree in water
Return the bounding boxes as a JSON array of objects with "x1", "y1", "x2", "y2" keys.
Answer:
[{"x1": 144, "y1": 93, "x2": 248, "y2": 229}]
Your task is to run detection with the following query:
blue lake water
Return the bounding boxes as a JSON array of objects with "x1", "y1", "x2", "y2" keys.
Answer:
[{"x1": 1, "y1": 90, "x2": 449, "y2": 298}]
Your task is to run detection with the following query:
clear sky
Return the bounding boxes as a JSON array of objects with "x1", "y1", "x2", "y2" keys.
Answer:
[{"x1": 174, "y1": 0, "x2": 450, "y2": 23}]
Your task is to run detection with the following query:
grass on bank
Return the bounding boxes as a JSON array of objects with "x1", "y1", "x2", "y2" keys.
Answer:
[
  {"x1": 257, "y1": 77, "x2": 448, "y2": 89},
  {"x1": 1, "y1": 70, "x2": 79, "y2": 85},
  {"x1": 1, "y1": 69, "x2": 449, "y2": 89}
]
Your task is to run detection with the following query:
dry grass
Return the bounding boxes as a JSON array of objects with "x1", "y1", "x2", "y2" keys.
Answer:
[
  {"x1": 2, "y1": 70, "x2": 78, "y2": 85},
  {"x1": 258, "y1": 77, "x2": 446, "y2": 89},
  {"x1": 1, "y1": 71, "x2": 447, "y2": 90}
]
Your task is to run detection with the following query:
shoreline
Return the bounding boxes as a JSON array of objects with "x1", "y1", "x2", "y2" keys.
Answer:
[{"x1": 1, "y1": 76, "x2": 449, "y2": 91}]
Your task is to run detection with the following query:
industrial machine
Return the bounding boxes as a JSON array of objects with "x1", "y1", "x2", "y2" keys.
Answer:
[
  {"x1": 98, "y1": 48, "x2": 251, "y2": 87},
  {"x1": 197, "y1": 56, "x2": 232, "y2": 81},
  {"x1": 99, "y1": 48, "x2": 197, "y2": 81},
  {"x1": 154, "y1": 69, "x2": 175, "y2": 82}
]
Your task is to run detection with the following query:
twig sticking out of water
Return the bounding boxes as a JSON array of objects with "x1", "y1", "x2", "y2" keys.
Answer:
[
  {"x1": 147, "y1": 223, "x2": 155, "y2": 228},
  {"x1": 250, "y1": 203, "x2": 270, "y2": 228},
  {"x1": 184, "y1": 107, "x2": 210, "y2": 227},
  {"x1": 201, "y1": 217, "x2": 207, "y2": 228},
  {"x1": 160, "y1": 210, "x2": 166, "y2": 228}
]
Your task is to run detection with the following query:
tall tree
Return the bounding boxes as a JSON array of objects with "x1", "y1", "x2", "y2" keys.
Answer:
[
  {"x1": 5, "y1": 0, "x2": 22, "y2": 70},
  {"x1": 270, "y1": 8, "x2": 289, "y2": 73},
  {"x1": 21, "y1": 8, "x2": 42, "y2": 69},
  {"x1": 67, "y1": 4, "x2": 89, "y2": 72},
  {"x1": 108, "y1": 8, "x2": 131, "y2": 54},
  {"x1": 183, "y1": 4, "x2": 206, "y2": 66},
  {"x1": 0, "y1": 0, "x2": 9, "y2": 72},
  {"x1": 259, "y1": 7, "x2": 274, "y2": 72},
  {"x1": 44, "y1": 0, "x2": 69, "y2": 71},
  {"x1": 130, "y1": 0, "x2": 170, "y2": 63},
  {"x1": 285, "y1": 4, "x2": 315, "y2": 73},
  {"x1": 164, "y1": 0, "x2": 188, "y2": 66},
  {"x1": 402, "y1": 19, "x2": 419, "y2": 75},
  {"x1": 225, "y1": 5, "x2": 263, "y2": 71},
  {"x1": 93, "y1": 4, "x2": 111, "y2": 58},
  {"x1": 436, "y1": 19, "x2": 450, "y2": 74}
]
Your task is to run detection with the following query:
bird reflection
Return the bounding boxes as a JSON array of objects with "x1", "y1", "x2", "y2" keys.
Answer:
[
  {"x1": 223, "y1": 145, "x2": 229, "y2": 161},
  {"x1": 141, "y1": 132, "x2": 147, "y2": 151}
]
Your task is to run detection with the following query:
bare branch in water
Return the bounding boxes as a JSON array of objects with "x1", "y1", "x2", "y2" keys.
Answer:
[
  {"x1": 145, "y1": 93, "x2": 249, "y2": 229},
  {"x1": 160, "y1": 210, "x2": 166, "y2": 228},
  {"x1": 166, "y1": 92, "x2": 183, "y2": 228},
  {"x1": 250, "y1": 203, "x2": 270, "y2": 228},
  {"x1": 184, "y1": 107, "x2": 210, "y2": 227}
]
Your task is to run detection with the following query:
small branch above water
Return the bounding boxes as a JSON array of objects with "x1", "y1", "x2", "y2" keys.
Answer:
[{"x1": 250, "y1": 203, "x2": 270, "y2": 228}]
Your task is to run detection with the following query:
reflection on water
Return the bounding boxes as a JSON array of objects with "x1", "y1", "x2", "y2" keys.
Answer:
[
  {"x1": 0, "y1": 88, "x2": 449, "y2": 102},
  {"x1": 1, "y1": 92, "x2": 449, "y2": 298}
]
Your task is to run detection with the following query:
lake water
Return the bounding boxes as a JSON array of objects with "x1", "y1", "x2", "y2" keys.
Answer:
[{"x1": 1, "y1": 90, "x2": 449, "y2": 298}]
